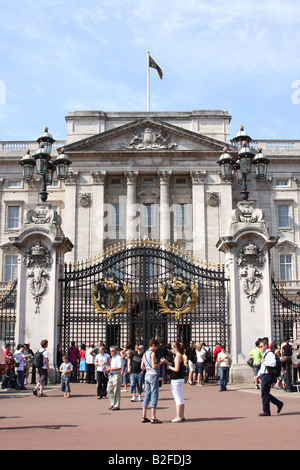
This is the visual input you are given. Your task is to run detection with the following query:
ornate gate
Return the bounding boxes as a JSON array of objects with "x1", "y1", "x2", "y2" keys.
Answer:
[
  {"x1": 0, "y1": 279, "x2": 17, "y2": 349},
  {"x1": 272, "y1": 277, "x2": 300, "y2": 343},
  {"x1": 60, "y1": 240, "x2": 230, "y2": 356}
]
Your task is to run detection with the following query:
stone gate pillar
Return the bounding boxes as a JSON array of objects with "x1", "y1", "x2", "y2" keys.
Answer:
[
  {"x1": 8, "y1": 203, "x2": 73, "y2": 382},
  {"x1": 216, "y1": 201, "x2": 278, "y2": 382}
]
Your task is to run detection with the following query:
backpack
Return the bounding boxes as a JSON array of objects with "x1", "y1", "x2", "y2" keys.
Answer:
[
  {"x1": 204, "y1": 347, "x2": 212, "y2": 363},
  {"x1": 33, "y1": 350, "x2": 45, "y2": 368},
  {"x1": 265, "y1": 351, "x2": 281, "y2": 379}
]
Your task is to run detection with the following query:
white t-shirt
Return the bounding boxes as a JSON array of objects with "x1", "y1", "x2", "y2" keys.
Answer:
[
  {"x1": 217, "y1": 351, "x2": 230, "y2": 368},
  {"x1": 95, "y1": 353, "x2": 110, "y2": 372},
  {"x1": 196, "y1": 349, "x2": 206, "y2": 363},
  {"x1": 85, "y1": 348, "x2": 95, "y2": 364},
  {"x1": 39, "y1": 348, "x2": 48, "y2": 369},
  {"x1": 14, "y1": 350, "x2": 25, "y2": 371}
]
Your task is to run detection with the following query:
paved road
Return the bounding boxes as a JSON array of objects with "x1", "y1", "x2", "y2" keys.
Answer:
[{"x1": 0, "y1": 381, "x2": 299, "y2": 451}]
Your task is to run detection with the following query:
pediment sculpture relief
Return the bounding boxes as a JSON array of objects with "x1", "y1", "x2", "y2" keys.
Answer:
[{"x1": 121, "y1": 127, "x2": 178, "y2": 150}]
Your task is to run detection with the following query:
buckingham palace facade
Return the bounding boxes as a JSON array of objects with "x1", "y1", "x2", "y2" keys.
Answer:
[{"x1": 1, "y1": 110, "x2": 300, "y2": 293}]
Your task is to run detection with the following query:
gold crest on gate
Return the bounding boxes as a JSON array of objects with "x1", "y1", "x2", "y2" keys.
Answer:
[
  {"x1": 158, "y1": 276, "x2": 197, "y2": 320},
  {"x1": 92, "y1": 276, "x2": 130, "y2": 320}
]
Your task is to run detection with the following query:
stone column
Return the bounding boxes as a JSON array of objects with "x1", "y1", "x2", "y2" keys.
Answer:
[
  {"x1": 8, "y1": 203, "x2": 73, "y2": 382},
  {"x1": 190, "y1": 171, "x2": 207, "y2": 260},
  {"x1": 64, "y1": 170, "x2": 78, "y2": 264},
  {"x1": 91, "y1": 171, "x2": 106, "y2": 257},
  {"x1": 125, "y1": 171, "x2": 138, "y2": 242},
  {"x1": 216, "y1": 201, "x2": 278, "y2": 382},
  {"x1": 158, "y1": 171, "x2": 172, "y2": 244}
]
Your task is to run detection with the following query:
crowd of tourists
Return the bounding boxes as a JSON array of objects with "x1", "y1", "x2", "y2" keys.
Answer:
[
  {"x1": 1, "y1": 335, "x2": 297, "y2": 419},
  {"x1": 248, "y1": 335, "x2": 300, "y2": 390},
  {"x1": 0, "y1": 338, "x2": 228, "y2": 423}
]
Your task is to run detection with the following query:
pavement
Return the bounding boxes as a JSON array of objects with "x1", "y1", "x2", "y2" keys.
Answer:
[{"x1": 0, "y1": 380, "x2": 299, "y2": 452}]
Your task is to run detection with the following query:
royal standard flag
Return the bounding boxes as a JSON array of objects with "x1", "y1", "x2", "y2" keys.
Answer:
[{"x1": 149, "y1": 55, "x2": 163, "y2": 79}]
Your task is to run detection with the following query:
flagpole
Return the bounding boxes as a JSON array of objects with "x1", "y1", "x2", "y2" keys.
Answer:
[{"x1": 147, "y1": 50, "x2": 150, "y2": 112}]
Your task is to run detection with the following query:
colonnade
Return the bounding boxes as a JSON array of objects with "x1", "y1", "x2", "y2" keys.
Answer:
[{"x1": 63, "y1": 169, "x2": 232, "y2": 264}]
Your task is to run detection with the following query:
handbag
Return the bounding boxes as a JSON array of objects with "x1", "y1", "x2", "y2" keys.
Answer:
[{"x1": 247, "y1": 357, "x2": 254, "y2": 368}]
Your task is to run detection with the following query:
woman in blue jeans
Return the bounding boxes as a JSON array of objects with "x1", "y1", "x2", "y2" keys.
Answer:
[{"x1": 141, "y1": 338, "x2": 162, "y2": 423}]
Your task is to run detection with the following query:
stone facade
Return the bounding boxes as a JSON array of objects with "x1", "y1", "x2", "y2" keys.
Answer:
[{"x1": 1, "y1": 109, "x2": 300, "y2": 293}]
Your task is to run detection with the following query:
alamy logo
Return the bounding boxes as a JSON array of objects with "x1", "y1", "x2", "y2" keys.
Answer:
[
  {"x1": 291, "y1": 80, "x2": 300, "y2": 104},
  {"x1": 0, "y1": 81, "x2": 6, "y2": 105}
]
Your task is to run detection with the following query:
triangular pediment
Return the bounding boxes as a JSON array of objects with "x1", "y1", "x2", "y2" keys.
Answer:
[{"x1": 62, "y1": 118, "x2": 234, "y2": 154}]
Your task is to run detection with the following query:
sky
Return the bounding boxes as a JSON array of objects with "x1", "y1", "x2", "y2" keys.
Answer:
[{"x1": 1, "y1": 0, "x2": 300, "y2": 142}]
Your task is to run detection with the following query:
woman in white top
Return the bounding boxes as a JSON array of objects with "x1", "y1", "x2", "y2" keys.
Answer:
[
  {"x1": 141, "y1": 338, "x2": 162, "y2": 424},
  {"x1": 95, "y1": 346, "x2": 110, "y2": 399},
  {"x1": 196, "y1": 343, "x2": 206, "y2": 386}
]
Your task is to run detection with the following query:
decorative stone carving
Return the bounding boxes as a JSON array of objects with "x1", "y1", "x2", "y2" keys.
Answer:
[
  {"x1": 121, "y1": 127, "x2": 178, "y2": 150},
  {"x1": 24, "y1": 205, "x2": 63, "y2": 236},
  {"x1": 293, "y1": 177, "x2": 300, "y2": 187},
  {"x1": 236, "y1": 241, "x2": 265, "y2": 311},
  {"x1": 158, "y1": 171, "x2": 172, "y2": 184},
  {"x1": 65, "y1": 170, "x2": 79, "y2": 184},
  {"x1": 79, "y1": 192, "x2": 91, "y2": 208},
  {"x1": 23, "y1": 241, "x2": 52, "y2": 314},
  {"x1": 230, "y1": 203, "x2": 264, "y2": 224},
  {"x1": 190, "y1": 170, "x2": 207, "y2": 184},
  {"x1": 125, "y1": 171, "x2": 139, "y2": 184},
  {"x1": 26, "y1": 178, "x2": 39, "y2": 190},
  {"x1": 206, "y1": 192, "x2": 219, "y2": 207},
  {"x1": 91, "y1": 171, "x2": 106, "y2": 184}
]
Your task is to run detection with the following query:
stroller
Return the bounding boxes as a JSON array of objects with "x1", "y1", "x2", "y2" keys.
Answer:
[{"x1": 2, "y1": 366, "x2": 18, "y2": 390}]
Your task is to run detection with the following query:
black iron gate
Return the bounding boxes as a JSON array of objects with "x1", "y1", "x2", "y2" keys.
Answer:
[
  {"x1": 0, "y1": 279, "x2": 17, "y2": 349},
  {"x1": 60, "y1": 240, "x2": 229, "y2": 357},
  {"x1": 272, "y1": 277, "x2": 300, "y2": 343}
]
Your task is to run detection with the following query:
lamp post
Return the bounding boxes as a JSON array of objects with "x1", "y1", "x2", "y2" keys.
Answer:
[
  {"x1": 217, "y1": 125, "x2": 269, "y2": 200},
  {"x1": 19, "y1": 127, "x2": 72, "y2": 202}
]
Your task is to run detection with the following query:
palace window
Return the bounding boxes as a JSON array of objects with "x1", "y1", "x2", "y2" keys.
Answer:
[
  {"x1": 142, "y1": 204, "x2": 155, "y2": 227},
  {"x1": 110, "y1": 203, "x2": 121, "y2": 227},
  {"x1": 7, "y1": 206, "x2": 20, "y2": 229},
  {"x1": 5, "y1": 255, "x2": 18, "y2": 282},
  {"x1": 175, "y1": 204, "x2": 187, "y2": 227},
  {"x1": 280, "y1": 254, "x2": 292, "y2": 280},
  {"x1": 278, "y1": 205, "x2": 290, "y2": 229}
]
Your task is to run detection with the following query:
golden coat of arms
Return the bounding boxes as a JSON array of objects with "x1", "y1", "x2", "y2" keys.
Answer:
[
  {"x1": 158, "y1": 276, "x2": 197, "y2": 320},
  {"x1": 92, "y1": 276, "x2": 130, "y2": 320}
]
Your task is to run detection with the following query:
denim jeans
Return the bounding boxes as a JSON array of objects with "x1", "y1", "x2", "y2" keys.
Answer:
[
  {"x1": 220, "y1": 366, "x2": 229, "y2": 390},
  {"x1": 61, "y1": 374, "x2": 71, "y2": 393},
  {"x1": 143, "y1": 373, "x2": 159, "y2": 408},
  {"x1": 123, "y1": 366, "x2": 130, "y2": 386},
  {"x1": 16, "y1": 370, "x2": 25, "y2": 390},
  {"x1": 254, "y1": 364, "x2": 261, "y2": 378},
  {"x1": 130, "y1": 372, "x2": 143, "y2": 394}
]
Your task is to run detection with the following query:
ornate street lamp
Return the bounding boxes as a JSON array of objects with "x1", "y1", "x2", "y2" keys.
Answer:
[
  {"x1": 217, "y1": 125, "x2": 270, "y2": 201},
  {"x1": 217, "y1": 147, "x2": 235, "y2": 180},
  {"x1": 19, "y1": 127, "x2": 72, "y2": 203}
]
